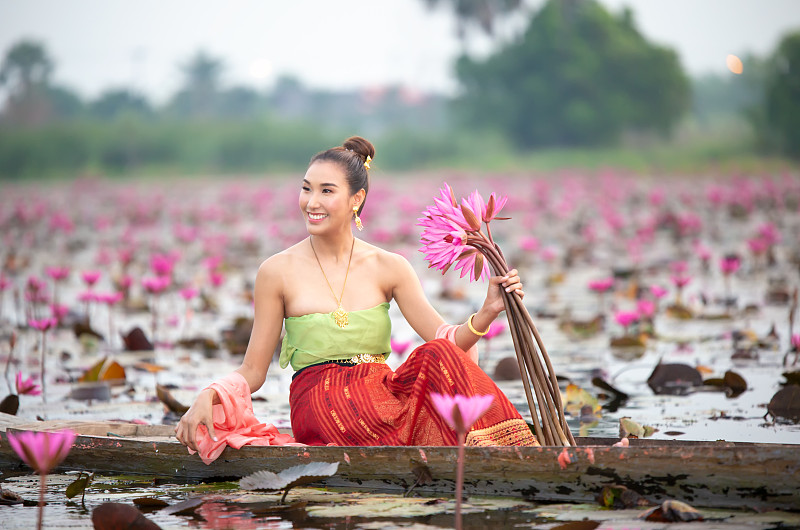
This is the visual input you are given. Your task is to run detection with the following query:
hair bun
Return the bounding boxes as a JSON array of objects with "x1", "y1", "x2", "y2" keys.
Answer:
[{"x1": 343, "y1": 136, "x2": 375, "y2": 162}]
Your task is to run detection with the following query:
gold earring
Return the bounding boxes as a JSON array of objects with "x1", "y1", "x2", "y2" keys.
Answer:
[{"x1": 353, "y1": 206, "x2": 363, "y2": 231}]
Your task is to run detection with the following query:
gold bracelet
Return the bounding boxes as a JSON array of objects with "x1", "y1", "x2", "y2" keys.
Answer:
[{"x1": 467, "y1": 313, "x2": 490, "y2": 336}]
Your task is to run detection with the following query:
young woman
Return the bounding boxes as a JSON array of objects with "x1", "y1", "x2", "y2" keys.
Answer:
[{"x1": 175, "y1": 136, "x2": 538, "y2": 453}]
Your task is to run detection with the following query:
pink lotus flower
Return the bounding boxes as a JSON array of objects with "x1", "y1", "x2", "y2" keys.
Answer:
[
  {"x1": 483, "y1": 321, "x2": 505, "y2": 340},
  {"x1": 791, "y1": 334, "x2": 799, "y2": 350},
  {"x1": 588, "y1": 278, "x2": 614, "y2": 293},
  {"x1": 430, "y1": 392, "x2": 494, "y2": 530},
  {"x1": 97, "y1": 292, "x2": 124, "y2": 305},
  {"x1": 418, "y1": 183, "x2": 492, "y2": 281},
  {"x1": 16, "y1": 372, "x2": 41, "y2": 396},
  {"x1": 81, "y1": 270, "x2": 101, "y2": 287},
  {"x1": 650, "y1": 285, "x2": 668, "y2": 299},
  {"x1": 27, "y1": 275, "x2": 47, "y2": 292},
  {"x1": 747, "y1": 237, "x2": 769, "y2": 255},
  {"x1": 7, "y1": 429, "x2": 76, "y2": 474},
  {"x1": 520, "y1": 236, "x2": 539, "y2": 252},
  {"x1": 430, "y1": 393, "x2": 494, "y2": 434},
  {"x1": 180, "y1": 287, "x2": 199, "y2": 300},
  {"x1": 614, "y1": 311, "x2": 639, "y2": 330},
  {"x1": 390, "y1": 338, "x2": 413, "y2": 356},
  {"x1": 116, "y1": 274, "x2": 133, "y2": 290},
  {"x1": 670, "y1": 261, "x2": 688, "y2": 274},
  {"x1": 150, "y1": 253, "x2": 176, "y2": 277},
  {"x1": 7, "y1": 429, "x2": 77, "y2": 529},
  {"x1": 670, "y1": 275, "x2": 691, "y2": 289},
  {"x1": 44, "y1": 266, "x2": 69, "y2": 281},
  {"x1": 0, "y1": 274, "x2": 11, "y2": 291},
  {"x1": 78, "y1": 290, "x2": 98, "y2": 303},
  {"x1": 209, "y1": 271, "x2": 225, "y2": 287},
  {"x1": 720, "y1": 255, "x2": 741, "y2": 276},
  {"x1": 28, "y1": 317, "x2": 57, "y2": 332},
  {"x1": 142, "y1": 276, "x2": 170, "y2": 294},
  {"x1": 637, "y1": 299, "x2": 656, "y2": 319},
  {"x1": 50, "y1": 304, "x2": 68, "y2": 321}
]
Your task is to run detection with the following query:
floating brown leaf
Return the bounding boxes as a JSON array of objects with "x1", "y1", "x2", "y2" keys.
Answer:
[
  {"x1": 598, "y1": 484, "x2": 652, "y2": 509},
  {"x1": 0, "y1": 487, "x2": 23, "y2": 506},
  {"x1": 493, "y1": 356, "x2": 521, "y2": 381},
  {"x1": 73, "y1": 320, "x2": 104, "y2": 341},
  {"x1": 640, "y1": 499, "x2": 703, "y2": 522},
  {"x1": 161, "y1": 497, "x2": 204, "y2": 516},
  {"x1": 723, "y1": 370, "x2": 747, "y2": 396},
  {"x1": 79, "y1": 357, "x2": 126, "y2": 385},
  {"x1": 768, "y1": 385, "x2": 800, "y2": 422},
  {"x1": 0, "y1": 394, "x2": 19, "y2": 415},
  {"x1": 647, "y1": 362, "x2": 702, "y2": 395},
  {"x1": 122, "y1": 327, "x2": 154, "y2": 351},
  {"x1": 156, "y1": 384, "x2": 189, "y2": 415},
  {"x1": 782, "y1": 371, "x2": 800, "y2": 386},
  {"x1": 551, "y1": 521, "x2": 601, "y2": 530},
  {"x1": 240, "y1": 461, "x2": 340, "y2": 503},
  {"x1": 91, "y1": 502, "x2": 161, "y2": 529},
  {"x1": 133, "y1": 497, "x2": 169, "y2": 509},
  {"x1": 133, "y1": 362, "x2": 167, "y2": 374}
]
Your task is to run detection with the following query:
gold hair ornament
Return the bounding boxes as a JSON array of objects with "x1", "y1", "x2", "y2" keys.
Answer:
[{"x1": 364, "y1": 155, "x2": 372, "y2": 170}]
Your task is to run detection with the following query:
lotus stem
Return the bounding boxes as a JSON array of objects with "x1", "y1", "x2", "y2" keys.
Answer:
[{"x1": 470, "y1": 236, "x2": 574, "y2": 446}]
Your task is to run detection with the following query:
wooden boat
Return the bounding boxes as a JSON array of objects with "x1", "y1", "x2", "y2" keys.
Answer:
[{"x1": 1, "y1": 413, "x2": 798, "y2": 511}]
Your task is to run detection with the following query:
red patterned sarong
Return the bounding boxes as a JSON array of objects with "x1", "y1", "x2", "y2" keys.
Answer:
[{"x1": 289, "y1": 338, "x2": 538, "y2": 446}]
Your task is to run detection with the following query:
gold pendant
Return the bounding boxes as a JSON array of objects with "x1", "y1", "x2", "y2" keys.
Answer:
[{"x1": 332, "y1": 305, "x2": 349, "y2": 328}]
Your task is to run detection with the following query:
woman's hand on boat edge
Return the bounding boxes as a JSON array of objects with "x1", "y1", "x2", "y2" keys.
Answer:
[{"x1": 175, "y1": 388, "x2": 218, "y2": 452}]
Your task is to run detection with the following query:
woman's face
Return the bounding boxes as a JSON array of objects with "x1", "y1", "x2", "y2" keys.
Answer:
[{"x1": 299, "y1": 161, "x2": 358, "y2": 234}]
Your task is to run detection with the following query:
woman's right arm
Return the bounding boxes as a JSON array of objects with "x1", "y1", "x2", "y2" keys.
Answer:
[{"x1": 175, "y1": 257, "x2": 285, "y2": 451}]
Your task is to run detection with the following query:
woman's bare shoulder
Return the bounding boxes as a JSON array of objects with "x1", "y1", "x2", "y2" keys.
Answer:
[
  {"x1": 257, "y1": 240, "x2": 307, "y2": 276},
  {"x1": 360, "y1": 242, "x2": 415, "y2": 279}
]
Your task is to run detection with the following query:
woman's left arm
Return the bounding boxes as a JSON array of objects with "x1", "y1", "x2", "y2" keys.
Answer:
[{"x1": 390, "y1": 254, "x2": 524, "y2": 352}]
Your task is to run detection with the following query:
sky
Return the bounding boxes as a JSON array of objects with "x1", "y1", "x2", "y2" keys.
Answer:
[{"x1": 1, "y1": 0, "x2": 799, "y2": 103}]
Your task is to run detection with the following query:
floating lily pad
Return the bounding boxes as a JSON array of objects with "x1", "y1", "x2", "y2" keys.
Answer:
[{"x1": 240, "y1": 461, "x2": 340, "y2": 502}]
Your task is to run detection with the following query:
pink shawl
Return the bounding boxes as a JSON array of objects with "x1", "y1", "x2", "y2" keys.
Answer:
[{"x1": 187, "y1": 372, "x2": 303, "y2": 464}]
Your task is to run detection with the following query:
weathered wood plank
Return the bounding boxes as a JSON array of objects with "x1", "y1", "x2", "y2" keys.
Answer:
[{"x1": 1, "y1": 421, "x2": 797, "y2": 511}]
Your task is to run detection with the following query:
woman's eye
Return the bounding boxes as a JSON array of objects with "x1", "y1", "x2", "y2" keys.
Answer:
[{"x1": 301, "y1": 186, "x2": 310, "y2": 192}]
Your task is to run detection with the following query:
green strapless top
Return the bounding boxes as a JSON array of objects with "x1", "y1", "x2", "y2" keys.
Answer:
[{"x1": 279, "y1": 302, "x2": 392, "y2": 371}]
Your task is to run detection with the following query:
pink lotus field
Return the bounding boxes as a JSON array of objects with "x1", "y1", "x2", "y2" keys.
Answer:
[{"x1": 0, "y1": 170, "x2": 798, "y2": 446}]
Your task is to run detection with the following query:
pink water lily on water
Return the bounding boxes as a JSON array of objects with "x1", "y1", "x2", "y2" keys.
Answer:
[
  {"x1": 430, "y1": 392, "x2": 494, "y2": 435},
  {"x1": 6, "y1": 429, "x2": 76, "y2": 474},
  {"x1": 390, "y1": 337, "x2": 413, "y2": 356},
  {"x1": 483, "y1": 321, "x2": 505, "y2": 340},
  {"x1": 7, "y1": 429, "x2": 77, "y2": 530},
  {"x1": 16, "y1": 372, "x2": 41, "y2": 396},
  {"x1": 430, "y1": 392, "x2": 494, "y2": 530}
]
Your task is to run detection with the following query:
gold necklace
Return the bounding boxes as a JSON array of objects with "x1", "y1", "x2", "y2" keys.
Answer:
[{"x1": 309, "y1": 237, "x2": 355, "y2": 328}]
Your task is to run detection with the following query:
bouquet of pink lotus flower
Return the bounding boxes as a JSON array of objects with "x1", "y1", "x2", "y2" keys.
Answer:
[{"x1": 419, "y1": 183, "x2": 575, "y2": 446}]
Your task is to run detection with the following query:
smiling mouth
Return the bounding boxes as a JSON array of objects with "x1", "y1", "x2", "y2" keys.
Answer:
[{"x1": 307, "y1": 213, "x2": 327, "y2": 220}]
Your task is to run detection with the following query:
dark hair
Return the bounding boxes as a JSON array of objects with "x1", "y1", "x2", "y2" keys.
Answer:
[{"x1": 310, "y1": 136, "x2": 374, "y2": 215}]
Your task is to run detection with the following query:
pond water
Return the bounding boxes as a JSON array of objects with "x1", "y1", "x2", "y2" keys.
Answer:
[{"x1": 1, "y1": 172, "x2": 799, "y2": 528}]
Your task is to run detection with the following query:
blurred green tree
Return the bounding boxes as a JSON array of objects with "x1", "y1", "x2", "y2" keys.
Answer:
[
  {"x1": 0, "y1": 40, "x2": 55, "y2": 126},
  {"x1": 454, "y1": 0, "x2": 690, "y2": 148},
  {"x1": 756, "y1": 31, "x2": 800, "y2": 158},
  {"x1": 90, "y1": 89, "x2": 153, "y2": 120},
  {"x1": 168, "y1": 50, "x2": 225, "y2": 118},
  {"x1": 422, "y1": 0, "x2": 524, "y2": 38}
]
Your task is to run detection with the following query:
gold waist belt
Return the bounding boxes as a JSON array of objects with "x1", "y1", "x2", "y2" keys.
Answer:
[{"x1": 341, "y1": 353, "x2": 386, "y2": 365}]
